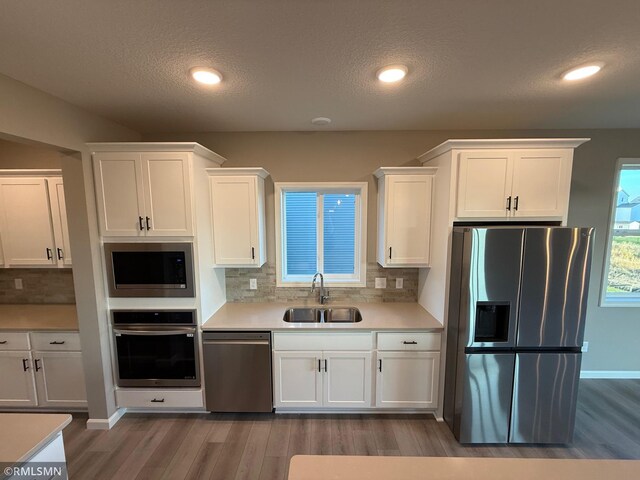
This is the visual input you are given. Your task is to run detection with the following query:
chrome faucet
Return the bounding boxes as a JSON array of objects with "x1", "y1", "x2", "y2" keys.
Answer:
[{"x1": 311, "y1": 273, "x2": 329, "y2": 304}]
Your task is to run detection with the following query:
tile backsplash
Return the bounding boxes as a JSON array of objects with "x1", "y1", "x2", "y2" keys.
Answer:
[
  {"x1": 226, "y1": 263, "x2": 418, "y2": 303},
  {"x1": 0, "y1": 268, "x2": 75, "y2": 304}
]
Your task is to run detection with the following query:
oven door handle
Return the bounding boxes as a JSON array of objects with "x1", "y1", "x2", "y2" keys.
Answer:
[{"x1": 113, "y1": 328, "x2": 195, "y2": 336}]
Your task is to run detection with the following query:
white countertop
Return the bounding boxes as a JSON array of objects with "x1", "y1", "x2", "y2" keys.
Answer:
[
  {"x1": 0, "y1": 413, "x2": 71, "y2": 463},
  {"x1": 202, "y1": 302, "x2": 443, "y2": 331},
  {"x1": 288, "y1": 456, "x2": 640, "y2": 480},
  {"x1": 0, "y1": 304, "x2": 78, "y2": 331}
]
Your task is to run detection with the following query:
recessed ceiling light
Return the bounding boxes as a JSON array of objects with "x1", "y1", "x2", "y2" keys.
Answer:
[
  {"x1": 562, "y1": 64, "x2": 603, "y2": 81},
  {"x1": 311, "y1": 117, "x2": 332, "y2": 126},
  {"x1": 377, "y1": 65, "x2": 408, "y2": 83},
  {"x1": 190, "y1": 67, "x2": 222, "y2": 85}
]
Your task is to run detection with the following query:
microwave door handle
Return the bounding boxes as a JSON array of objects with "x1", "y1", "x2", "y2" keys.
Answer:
[{"x1": 113, "y1": 328, "x2": 195, "y2": 336}]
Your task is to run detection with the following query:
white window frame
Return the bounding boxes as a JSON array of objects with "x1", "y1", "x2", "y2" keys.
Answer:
[
  {"x1": 600, "y1": 158, "x2": 640, "y2": 307},
  {"x1": 275, "y1": 182, "x2": 367, "y2": 287}
]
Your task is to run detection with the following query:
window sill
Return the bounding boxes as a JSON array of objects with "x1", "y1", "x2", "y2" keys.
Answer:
[{"x1": 276, "y1": 280, "x2": 366, "y2": 288}]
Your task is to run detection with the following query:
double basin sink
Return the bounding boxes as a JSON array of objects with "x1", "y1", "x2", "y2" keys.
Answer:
[{"x1": 283, "y1": 307, "x2": 362, "y2": 323}]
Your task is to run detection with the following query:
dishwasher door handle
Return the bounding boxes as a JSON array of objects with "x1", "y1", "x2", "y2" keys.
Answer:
[{"x1": 203, "y1": 339, "x2": 270, "y2": 345}]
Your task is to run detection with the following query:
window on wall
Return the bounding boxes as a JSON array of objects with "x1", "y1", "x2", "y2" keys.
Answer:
[
  {"x1": 602, "y1": 159, "x2": 640, "y2": 306},
  {"x1": 275, "y1": 183, "x2": 367, "y2": 286}
]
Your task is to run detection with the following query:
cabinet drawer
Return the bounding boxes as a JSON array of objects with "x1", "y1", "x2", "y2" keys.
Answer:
[
  {"x1": 0, "y1": 332, "x2": 30, "y2": 350},
  {"x1": 377, "y1": 332, "x2": 440, "y2": 351},
  {"x1": 273, "y1": 332, "x2": 373, "y2": 351},
  {"x1": 30, "y1": 332, "x2": 81, "y2": 351},
  {"x1": 115, "y1": 388, "x2": 204, "y2": 408}
]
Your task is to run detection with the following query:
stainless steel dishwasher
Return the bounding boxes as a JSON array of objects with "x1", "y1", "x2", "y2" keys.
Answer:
[{"x1": 203, "y1": 331, "x2": 273, "y2": 413}]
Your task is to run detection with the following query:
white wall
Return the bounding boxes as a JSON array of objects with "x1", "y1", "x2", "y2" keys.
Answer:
[{"x1": 0, "y1": 73, "x2": 140, "y2": 423}]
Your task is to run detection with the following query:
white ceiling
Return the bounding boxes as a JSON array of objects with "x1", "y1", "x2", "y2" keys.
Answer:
[{"x1": 1, "y1": 0, "x2": 640, "y2": 133}]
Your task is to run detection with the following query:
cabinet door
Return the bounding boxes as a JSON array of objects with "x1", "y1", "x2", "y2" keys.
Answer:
[
  {"x1": 0, "y1": 351, "x2": 37, "y2": 407},
  {"x1": 141, "y1": 152, "x2": 193, "y2": 236},
  {"x1": 457, "y1": 151, "x2": 513, "y2": 218},
  {"x1": 33, "y1": 351, "x2": 87, "y2": 408},
  {"x1": 375, "y1": 351, "x2": 440, "y2": 409},
  {"x1": 273, "y1": 351, "x2": 322, "y2": 408},
  {"x1": 323, "y1": 351, "x2": 372, "y2": 408},
  {"x1": 511, "y1": 149, "x2": 571, "y2": 219},
  {"x1": 94, "y1": 152, "x2": 145, "y2": 236},
  {"x1": 210, "y1": 176, "x2": 259, "y2": 265},
  {"x1": 47, "y1": 177, "x2": 72, "y2": 266},
  {"x1": 385, "y1": 175, "x2": 433, "y2": 266},
  {"x1": 0, "y1": 178, "x2": 56, "y2": 266}
]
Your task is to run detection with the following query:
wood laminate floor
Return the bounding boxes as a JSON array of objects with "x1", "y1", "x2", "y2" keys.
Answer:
[{"x1": 62, "y1": 379, "x2": 640, "y2": 479}]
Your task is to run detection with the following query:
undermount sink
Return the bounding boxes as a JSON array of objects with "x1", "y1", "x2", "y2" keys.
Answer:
[{"x1": 283, "y1": 307, "x2": 362, "y2": 323}]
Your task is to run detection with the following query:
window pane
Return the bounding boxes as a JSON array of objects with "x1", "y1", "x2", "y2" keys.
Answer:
[
  {"x1": 284, "y1": 192, "x2": 317, "y2": 275},
  {"x1": 323, "y1": 193, "x2": 356, "y2": 274},
  {"x1": 606, "y1": 166, "x2": 640, "y2": 302}
]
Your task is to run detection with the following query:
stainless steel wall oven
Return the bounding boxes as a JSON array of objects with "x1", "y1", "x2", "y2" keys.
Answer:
[{"x1": 112, "y1": 310, "x2": 200, "y2": 387}]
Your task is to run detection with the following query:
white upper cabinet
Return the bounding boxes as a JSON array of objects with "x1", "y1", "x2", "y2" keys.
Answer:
[
  {"x1": 208, "y1": 168, "x2": 268, "y2": 267},
  {"x1": 93, "y1": 152, "x2": 146, "y2": 237},
  {"x1": 91, "y1": 143, "x2": 226, "y2": 238},
  {"x1": 457, "y1": 148, "x2": 572, "y2": 220},
  {"x1": 457, "y1": 150, "x2": 514, "y2": 218},
  {"x1": 375, "y1": 167, "x2": 435, "y2": 268},
  {"x1": 0, "y1": 177, "x2": 57, "y2": 266},
  {"x1": 47, "y1": 177, "x2": 72, "y2": 266},
  {"x1": 510, "y1": 149, "x2": 572, "y2": 218},
  {"x1": 94, "y1": 151, "x2": 193, "y2": 237},
  {"x1": 418, "y1": 139, "x2": 588, "y2": 224},
  {"x1": 141, "y1": 152, "x2": 193, "y2": 236}
]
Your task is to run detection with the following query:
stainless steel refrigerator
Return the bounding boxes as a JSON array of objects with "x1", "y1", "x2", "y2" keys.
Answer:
[{"x1": 443, "y1": 226, "x2": 594, "y2": 444}]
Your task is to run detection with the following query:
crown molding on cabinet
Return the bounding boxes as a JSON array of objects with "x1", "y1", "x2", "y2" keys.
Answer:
[
  {"x1": 206, "y1": 167, "x2": 270, "y2": 179},
  {"x1": 0, "y1": 169, "x2": 62, "y2": 177},
  {"x1": 418, "y1": 138, "x2": 591, "y2": 164},
  {"x1": 86, "y1": 142, "x2": 226, "y2": 166},
  {"x1": 373, "y1": 167, "x2": 438, "y2": 178}
]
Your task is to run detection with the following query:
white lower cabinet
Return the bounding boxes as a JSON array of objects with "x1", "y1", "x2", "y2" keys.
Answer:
[
  {"x1": 273, "y1": 332, "x2": 373, "y2": 410},
  {"x1": 0, "y1": 331, "x2": 87, "y2": 409},
  {"x1": 0, "y1": 351, "x2": 38, "y2": 407},
  {"x1": 33, "y1": 351, "x2": 87, "y2": 408},
  {"x1": 375, "y1": 351, "x2": 440, "y2": 409}
]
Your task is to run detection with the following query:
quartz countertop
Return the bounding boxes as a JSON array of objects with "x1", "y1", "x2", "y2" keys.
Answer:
[
  {"x1": 288, "y1": 456, "x2": 640, "y2": 480},
  {"x1": 202, "y1": 302, "x2": 443, "y2": 331},
  {"x1": 0, "y1": 413, "x2": 72, "y2": 463},
  {"x1": 0, "y1": 304, "x2": 78, "y2": 331}
]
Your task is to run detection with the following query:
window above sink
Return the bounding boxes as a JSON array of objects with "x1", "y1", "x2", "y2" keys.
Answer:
[{"x1": 274, "y1": 182, "x2": 368, "y2": 287}]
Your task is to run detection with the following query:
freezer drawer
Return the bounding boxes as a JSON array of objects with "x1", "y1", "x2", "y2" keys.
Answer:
[
  {"x1": 457, "y1": 353, "x2": 515, "y2": 443},
  {"x1": 203, "y1": 332, "x2": 273, "y2": 413},
  {"x1": 509, "y1": 352, "x2": 581, "y2": 444}
]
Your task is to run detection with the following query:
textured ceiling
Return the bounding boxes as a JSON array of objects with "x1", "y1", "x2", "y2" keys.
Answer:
[{"x1": 1, "y1": 0, "x2": 639, "y2": 133}]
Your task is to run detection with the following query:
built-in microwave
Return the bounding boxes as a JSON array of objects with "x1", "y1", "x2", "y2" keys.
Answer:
[{"x1": 104, "y1": 243, "x2": 195, "y2": 297}]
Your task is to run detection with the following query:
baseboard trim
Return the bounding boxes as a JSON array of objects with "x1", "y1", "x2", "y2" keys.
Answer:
[
  {"x1": 86, "y1": 408, "x2": 126, "y2": 430},
  {"x1": 275, "y1": 408, "x2": 437, "y2": 416},
  {"x1": 581, "y1": 370, "x2": 640, "y2": 379}
]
